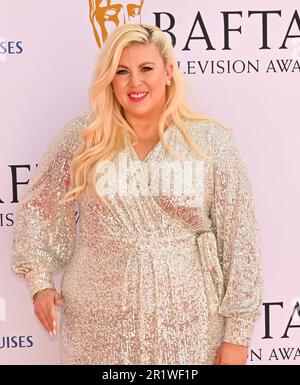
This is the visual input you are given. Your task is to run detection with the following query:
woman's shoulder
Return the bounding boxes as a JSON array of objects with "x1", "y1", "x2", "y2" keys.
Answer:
[
  {"x1": 42, "y1": 114, "x2": 88, "y2": 161},
  {"x1": 55, "y1": 114, "x2": 88, "y2": 148},
  {"x1": 61, "y1": 114, "x2": 89, "y2": 137},
  {"x1": 184, "y1": 117, "x2": 235, "y2": 158}
]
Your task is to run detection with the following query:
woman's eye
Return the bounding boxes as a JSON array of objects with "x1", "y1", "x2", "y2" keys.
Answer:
[{"x1": 116, "y1": 67, "x2": 153, "y2": 75}]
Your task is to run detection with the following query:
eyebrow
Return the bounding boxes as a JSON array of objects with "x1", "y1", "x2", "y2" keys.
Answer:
[{"x1": 117, "y1": 62, "x2": 156, "y2": 69}]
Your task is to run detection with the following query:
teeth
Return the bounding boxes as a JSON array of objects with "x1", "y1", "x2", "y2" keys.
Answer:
[{"x1": 129, "y1": 92, "x2": 147, "y2": 98}]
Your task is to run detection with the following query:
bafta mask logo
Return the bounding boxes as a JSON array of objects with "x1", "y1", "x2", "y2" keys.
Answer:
[{"x1": 89, "y1": 0, "x2": 145, "y2": 48}]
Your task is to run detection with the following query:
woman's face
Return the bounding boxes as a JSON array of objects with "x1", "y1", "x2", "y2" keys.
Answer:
[{"x1": 111, "y1": 43, "x2": 173, "y2": 121}]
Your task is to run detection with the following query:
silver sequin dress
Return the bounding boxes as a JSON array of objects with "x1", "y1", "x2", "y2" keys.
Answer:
[{"x1": 11, "y1": 115, "x2": 263, "y2": 365}]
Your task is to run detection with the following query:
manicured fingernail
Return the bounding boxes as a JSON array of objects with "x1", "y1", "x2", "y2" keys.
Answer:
[
  {"x1": 53, "y1": 329, "x2": 56, "y2": 336},
  {"x1": 49, "y1": 331, "x2": 53, "y2": 337}
]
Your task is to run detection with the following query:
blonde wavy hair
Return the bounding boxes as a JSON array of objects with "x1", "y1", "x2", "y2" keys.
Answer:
[{"x1": 62, "y1": 23, "x2": 229, "y2": 204}]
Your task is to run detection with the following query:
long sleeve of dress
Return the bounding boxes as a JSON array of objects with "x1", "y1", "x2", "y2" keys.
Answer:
[
  {"x1": 11, "y1": 115, "x2": 86, "y2": 299},
  {"x1": 209, "y1": 126, "x2": 264, "y2": 347}
]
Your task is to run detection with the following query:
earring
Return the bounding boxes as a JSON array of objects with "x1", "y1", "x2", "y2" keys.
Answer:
[{"x1": 166, "y1": 79, "x2": 171, "y2": 86}]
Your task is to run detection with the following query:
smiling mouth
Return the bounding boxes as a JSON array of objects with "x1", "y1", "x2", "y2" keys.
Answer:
[{"x1": 128, "y1": 92, "x2": 148, "y2": 102}]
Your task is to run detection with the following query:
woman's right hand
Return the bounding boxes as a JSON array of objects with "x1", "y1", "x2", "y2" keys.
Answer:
[{"x1": 33, "y1": 289, "x2": 64, "y2": 336}]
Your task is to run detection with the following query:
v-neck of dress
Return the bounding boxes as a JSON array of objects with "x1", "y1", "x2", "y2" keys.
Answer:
[{"x1": 128, "y1": 123, "x2": 175, "y2": 163}]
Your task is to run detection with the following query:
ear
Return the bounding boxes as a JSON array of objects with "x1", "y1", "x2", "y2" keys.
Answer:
[{"x1": 165, "y1": 63, "x2": 174, "y2": 81}]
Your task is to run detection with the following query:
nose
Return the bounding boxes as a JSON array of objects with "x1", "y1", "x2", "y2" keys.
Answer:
[{"x1": 128, "y1": 72, "x2": 143, "y2": 87}]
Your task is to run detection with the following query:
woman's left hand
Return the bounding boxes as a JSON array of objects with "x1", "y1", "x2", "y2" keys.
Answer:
[{"x1": 214, "y1": 342, "x2": 248, "y2": 365}]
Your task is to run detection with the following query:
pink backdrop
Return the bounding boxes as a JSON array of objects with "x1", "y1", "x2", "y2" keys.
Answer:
[{"x1": 1, "y1": 0, "x2": 299, "y2": 364}]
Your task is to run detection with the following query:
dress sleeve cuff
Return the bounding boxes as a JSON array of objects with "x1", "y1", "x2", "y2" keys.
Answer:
[
  {"x1": 223, "y1": 315, "x2": 256, "y2": 347},
  {"x1": 24, "y1": 270, "x2": 55, "y2": 299}
]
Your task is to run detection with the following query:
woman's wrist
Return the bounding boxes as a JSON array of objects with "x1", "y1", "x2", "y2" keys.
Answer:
[{"x1": 32, "y1": 288, "x2": 55, "y2": 303}]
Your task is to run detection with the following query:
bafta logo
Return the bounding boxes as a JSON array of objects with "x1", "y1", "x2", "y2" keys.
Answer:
[{"x1": 89, "y1": 0, "x2": 145, "y2": 48}]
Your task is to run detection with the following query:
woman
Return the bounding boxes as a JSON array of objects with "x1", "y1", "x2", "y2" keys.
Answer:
[{"x1": 11, "y1": 23, "x2": 263, "y2": 365}]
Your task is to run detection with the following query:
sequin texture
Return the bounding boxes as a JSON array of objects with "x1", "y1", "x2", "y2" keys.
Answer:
[{"x1": 11, "y1": 115, "x2": 263, "y2": 364}]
